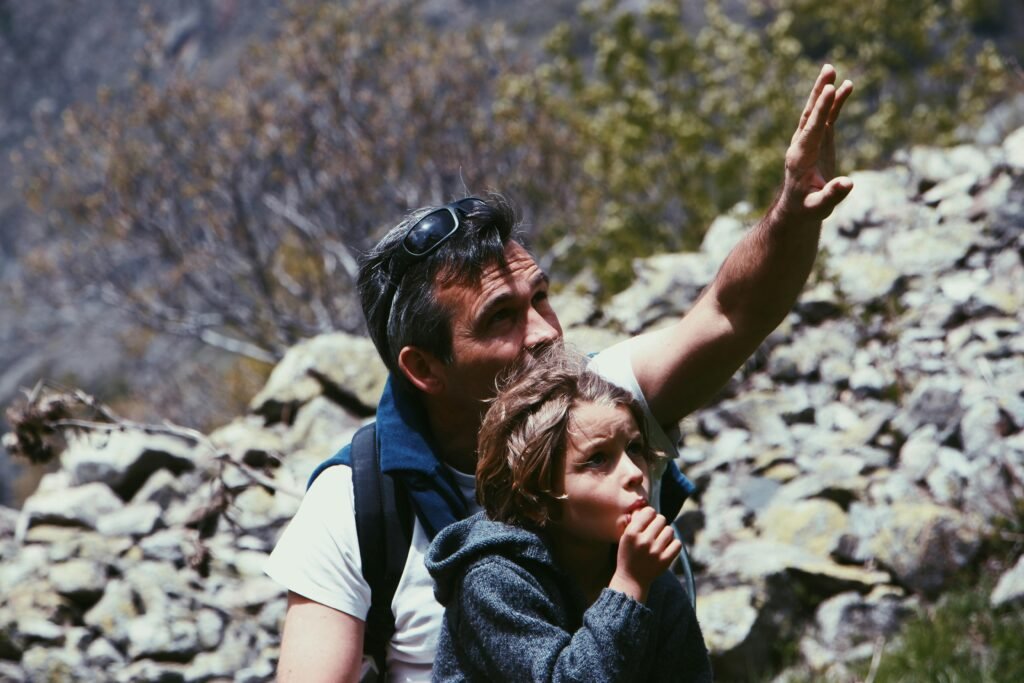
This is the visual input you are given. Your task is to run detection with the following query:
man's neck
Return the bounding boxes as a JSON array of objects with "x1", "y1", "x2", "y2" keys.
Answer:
[{"x1": 422, "y1": 395, "x2": 482, "y2": 475}]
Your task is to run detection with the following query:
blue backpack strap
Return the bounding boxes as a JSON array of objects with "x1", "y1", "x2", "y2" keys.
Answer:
[{"x1": 348, "y1": 423, "x2": 413, "y2": 677}]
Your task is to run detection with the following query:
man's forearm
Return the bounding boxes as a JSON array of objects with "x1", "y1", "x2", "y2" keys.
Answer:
[
  {"x1": 708, "y1": 197, "x2": 823, "y2": 342},
  {"x1": 627, "y1": 66, "x2": 853, "y2": 425}
]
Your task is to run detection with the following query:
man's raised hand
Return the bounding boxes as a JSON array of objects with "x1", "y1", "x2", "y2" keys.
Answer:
[{"x1": 778, "y1": 64, "x2": 854, "y2": 223}]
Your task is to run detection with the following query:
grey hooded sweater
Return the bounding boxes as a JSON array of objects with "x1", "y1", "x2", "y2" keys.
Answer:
[{"x1": 425, "y1": 512, "x2": 712, "y2": 682}]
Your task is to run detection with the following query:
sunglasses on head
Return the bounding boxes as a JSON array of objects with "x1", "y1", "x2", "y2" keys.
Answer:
[
  {"x1": 383, "y1": 196, "x2": 489, "y2": 338},
  {"x1": 399, "y1": 197, "x2": 489, "y2": 259}
]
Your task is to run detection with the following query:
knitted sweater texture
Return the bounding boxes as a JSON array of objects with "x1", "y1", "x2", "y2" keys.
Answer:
[{"x1": 425, "y1": 512, "x2": 712, "y2": 682}]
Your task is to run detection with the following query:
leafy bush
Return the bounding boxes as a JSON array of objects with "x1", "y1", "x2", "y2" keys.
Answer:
[
  {"x1": 25, "y1": 0, "x2": 1017, "y2": 352},
  {"x1": 513, "y1": 0, "x2": 1012, "y2": 291},
  {"x1": 24, "y1": 1, "x2": 565, "y2": 361}
]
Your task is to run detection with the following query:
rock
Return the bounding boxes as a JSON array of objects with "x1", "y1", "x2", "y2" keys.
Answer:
[
  {"x1": 960, "y1": 400, "x2": 1009, "y2": 459},
  {"x1": 885, "y1": 219, "x2": 982, "y2": 278},
  {"x1": 138, "y1": 528, "x2": 194, "y2": 565},
  {"x1": 767, "y1": 322, "x2": 858, "y2": 382},
  {"x1": 84, "y1": 579, "x2": 139, "y2": 645},
  {"x1": 795, "y1": 281, "x2": 844, "y2": 324},
  {"x1": 865, "y1": 502, "x2": 980, "y2": 596},
  {"x1": 125, "y1": 614, "x2": 200, "y2": 661},
  {"x1": 702, "y1": 392, "x2": 792, "y2": 447},
  {"x1": 757, "y1": 499, "x2": 847, "y2": 558},
  {"x1": 812, "y1": 589, "x2": 913, "y2": 655},
  {"x1": 1004, "y1": 125, "x2": 1024, "y2": 172},
  {"x1": 548, "y1": 270, "x2": 602, "y2": 329},
  {"x1": 63, "y1": 428, "x2": 200, "y2": 500},
  {"x1": 21, "y1": 482, "x2": 124, "y2": 531},
  {"x1": 195, "y1": 608, "x2": 226, "y2": 650},
  {"x1": 114, "y1": 659, "x2": 188, "y2": 683},
  {"x1": 829, "y1": 252, "x2": 902, "y2": 305},
  {"x1": 563, "y1": 325, "x2": 629, "y2": 357},
  {"x1": 86, "y1": 637, "x2": 125, "y2": 669},
  {"x1": 0, "y1": 662, "x2": 26, "y2": 683},
  {"x1": 15, "y1": 617, "x2": 64, "y2": 645},
  {"x1": 700, "y1": 210, "x2": 749, "y2": 265},
  {"x1": 133, "y1": 468, "x2": 185, "y2": 509},
  {"x1": 821, "y1": 168, "x2": 912, "y2": 243},
  {"x1": 96, "y1": 501, "x2": 163, "y2": 537},
  {"x1": 248, "y1": 332, "x2": 387, "y2": 422},
  {"x1": 237, "y1": 657, "x2": 277, "y2": 683},
  {"x1": 49, "y1": 559, "x2": 107, "y2": 604},
  {"x1": 184, "y1": 621, "x2": 254, "y2": 682},
  {"x1": 898, "y1": 426, "x2": 940, "y2": 480},
  {"x1": 604, "y1": 252, "x2": 717, "y2": 332},
  {"x1": 901, "y1": 144, "x2": 998, "y2": 189},
  {"x1": 711, "y1": 539, "x2": 889, "y2": 595},
  {"x1": 20, "y1": 645, "x2": 83, "y2": 683},
  {"x1": 283, "y1": 395, "x2": 362, "y2": 455},
  {"x1": 890, "y1": 377, "x2": 963, "y2": 440},
  {"x1": 991, "y1": 555, "x2": 1024, "y2": 608},
  {"x1": 696, "y1": 585, "x2": 760, "y2": 656},
  {"x1": 925, "y1": 447, "x2": 973, "y2": 506},
  {"x1": 772, "y1": 465, "x2": 867, "y2": 510},
  {"x1": 0, "y1": 505, "x2": 18, "y2": 538},
  {"x1": 208, "y1": 576, "x2": 283, "y2": 612}
]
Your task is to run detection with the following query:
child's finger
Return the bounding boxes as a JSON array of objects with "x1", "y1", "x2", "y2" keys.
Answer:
[
  {"x1": 626, "y1": 506, "x2": 657, "y2": 533},
  {"x1": 661, "y1": 538, "x2": 683, "y2": 564},
  {"x1": 636, "y1": 512, "x2": 667, "y2": 544},
  {"x1": 649, "y1": 525, "x2": 676, "y2": 555}
]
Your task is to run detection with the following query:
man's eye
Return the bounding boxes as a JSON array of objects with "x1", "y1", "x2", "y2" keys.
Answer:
[
  {"x1": 533, "y1": 290, "x2": 549, "y2": 304},
  {"x1": 488, "y1": 309, "x2": 514, "y2": 326}
]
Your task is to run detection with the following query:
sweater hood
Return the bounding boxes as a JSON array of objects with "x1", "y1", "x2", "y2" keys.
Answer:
[{"x1": 426, "y1": 512, "x2": 559, "y2": 605}]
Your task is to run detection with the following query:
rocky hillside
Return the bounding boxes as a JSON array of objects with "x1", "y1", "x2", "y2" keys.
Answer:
[{"x1": 2, "y1": 128, "x2": 1024, "y2": 681}]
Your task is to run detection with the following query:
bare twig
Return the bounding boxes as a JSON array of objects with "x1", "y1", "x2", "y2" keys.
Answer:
[{"x1": 864, "y1": 637, "x2": 885, "y2": 683}]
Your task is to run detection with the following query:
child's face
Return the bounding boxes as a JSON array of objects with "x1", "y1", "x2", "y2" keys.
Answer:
[{"x1": 553, "y1": 401, "x2": 652, "y2": 544}]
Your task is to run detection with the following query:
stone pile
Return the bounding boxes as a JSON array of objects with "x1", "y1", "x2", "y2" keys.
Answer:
[{"x1": 1, "y1": 128, "x2": 1023, "y2": 681}]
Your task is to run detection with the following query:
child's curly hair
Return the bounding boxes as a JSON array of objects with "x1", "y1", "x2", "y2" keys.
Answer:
[{"x1": 476, "y1": 345, "x2": 663, "y2": 529}]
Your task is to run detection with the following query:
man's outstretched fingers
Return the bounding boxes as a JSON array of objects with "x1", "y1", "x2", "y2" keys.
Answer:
[
  {"x1": 799, "y1": 64, "x2": 836, "y2": 131},
  {"x1": 788, "y1": 83, "x2": 835, "y2": 172},
  {"x1": 828, "y1": 79, "x2": 854, "y2": 126},
  {"x1": 802, "y1": 83, "x2": 836, "y2": 148}
]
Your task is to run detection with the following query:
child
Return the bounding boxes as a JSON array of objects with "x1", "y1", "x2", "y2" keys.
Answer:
[{"x1": 426, "y1": 347, "x2": 712, "y2": 682}]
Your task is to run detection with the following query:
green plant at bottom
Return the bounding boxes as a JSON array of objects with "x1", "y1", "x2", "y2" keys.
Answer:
[{"x1": 847, "y1": 579, "x2": 1024, "y2": 682}]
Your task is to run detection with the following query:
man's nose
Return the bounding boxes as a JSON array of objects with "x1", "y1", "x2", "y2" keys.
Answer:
[{"x1": 524, "y1": 308, "x2": 561, "y2": 350}]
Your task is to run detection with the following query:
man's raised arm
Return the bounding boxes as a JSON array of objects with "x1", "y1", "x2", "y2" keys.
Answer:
[{"x1": 629, "y1": 64, "x2": 855, "y2": 426}]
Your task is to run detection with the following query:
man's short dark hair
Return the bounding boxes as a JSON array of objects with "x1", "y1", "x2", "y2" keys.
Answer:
[{"x1": 357, "y1": 194, "x2": 521, "y2": 388}]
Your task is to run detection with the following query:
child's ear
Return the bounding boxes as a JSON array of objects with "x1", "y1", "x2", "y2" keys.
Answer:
[{"x1": 397, "y1": 345, "x2": 446, "y2": 395}]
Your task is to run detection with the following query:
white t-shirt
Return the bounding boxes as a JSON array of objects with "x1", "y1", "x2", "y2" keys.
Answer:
[{"x1": 265, "y1": 342, "x2": 679, "y2": 682}]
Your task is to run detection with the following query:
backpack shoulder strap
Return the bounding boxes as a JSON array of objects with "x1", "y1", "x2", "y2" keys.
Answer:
[{"x1": 350, "y1": 422, "x2": 413, "y2": 676}]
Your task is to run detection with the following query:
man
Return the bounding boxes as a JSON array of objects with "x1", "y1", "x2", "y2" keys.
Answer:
[{"x1": 268, "y1": 65, "x2": 854, "y2": 682}]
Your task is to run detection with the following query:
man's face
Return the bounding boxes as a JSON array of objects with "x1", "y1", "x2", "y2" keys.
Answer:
[{"x1": 432, "y1": 241, "x2": 563, "y2": 407}]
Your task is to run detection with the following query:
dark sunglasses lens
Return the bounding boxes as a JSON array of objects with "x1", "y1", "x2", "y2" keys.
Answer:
[
  {"x1": 454, "y1": 197, "x2": 488, "y2": 214},
  {"x1": 404, "y1": 210, "x2": 457, "y2": 255}
]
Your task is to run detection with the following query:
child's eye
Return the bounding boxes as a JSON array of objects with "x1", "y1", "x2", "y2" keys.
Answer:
[
  {"x1": 626, "y1": 440, "x2": 644, "y2": 459},
  {"x1": 584, "y1": 452, "x2": 608, "y2": 468}
]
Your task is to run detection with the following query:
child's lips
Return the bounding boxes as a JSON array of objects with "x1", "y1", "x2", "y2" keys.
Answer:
[{"x1": 626, "y1": 498, "x2": 648, "y2": 514}]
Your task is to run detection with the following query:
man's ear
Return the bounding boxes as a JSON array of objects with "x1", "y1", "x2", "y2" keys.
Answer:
[{"x1": 397, "y1": 346, "x2": 446, "y2": 395}]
